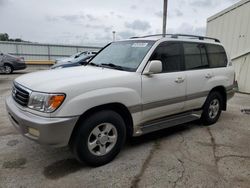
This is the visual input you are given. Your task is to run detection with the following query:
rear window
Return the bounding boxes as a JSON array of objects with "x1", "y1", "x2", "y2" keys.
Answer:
[
  {"x1": 183, "y1": 43, "x2": 209, "y2": 70},
  {"x1": 206, "y1": 44, "x2": 227, "y2": 68}
]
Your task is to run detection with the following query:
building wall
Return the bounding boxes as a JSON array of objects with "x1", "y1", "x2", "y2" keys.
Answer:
[
  {"x1": 0, "y1": 41, "x2": 102, "y2": 61},
  {"x1": 206, "y1": 0, "x2": 250, "y2": 93}
]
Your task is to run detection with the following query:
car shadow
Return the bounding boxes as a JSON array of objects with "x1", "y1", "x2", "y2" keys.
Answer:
[{"x1": 41, "y1": 122, "x2": 199, "y2": 180}]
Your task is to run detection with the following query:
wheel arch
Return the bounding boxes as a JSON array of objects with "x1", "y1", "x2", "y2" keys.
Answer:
[
  {"x1": 208, "y1": 86, "x2": 227, "y2": 111},
  {"x1": 69, "y1": 102, "x2": 134, "y2": 145}
]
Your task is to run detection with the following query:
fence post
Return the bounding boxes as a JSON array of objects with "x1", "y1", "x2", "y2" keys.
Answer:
[
  {"x1": 48, "y1": 45, "x2": 51, "y2": 60},
  {"x1": 15, "y1": 43, "x2": 19, "y2": 56}
]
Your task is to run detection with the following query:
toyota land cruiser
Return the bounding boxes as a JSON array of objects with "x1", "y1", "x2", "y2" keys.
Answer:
[{"x1": 6, "y1": 34, "x2": 236, "y2": 166}]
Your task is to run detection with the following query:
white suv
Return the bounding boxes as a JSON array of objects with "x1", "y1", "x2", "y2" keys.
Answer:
[{"x1": 6, "y1": 34, "x2": 236, "y2": 166}]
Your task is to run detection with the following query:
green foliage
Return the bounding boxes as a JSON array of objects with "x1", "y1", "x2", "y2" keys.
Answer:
[{"x1": 0, "y1": 33, "x2": 26, "y2": 42}]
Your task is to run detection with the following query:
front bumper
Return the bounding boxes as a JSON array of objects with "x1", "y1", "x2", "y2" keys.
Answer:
[{"x1": 5, "y1": 96, "x2": 79, "y2": 147}]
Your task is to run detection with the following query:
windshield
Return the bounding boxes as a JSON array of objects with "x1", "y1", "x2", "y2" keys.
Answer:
[{"x1": 89, "y1": 40, "x2": 155, "y2": 71}]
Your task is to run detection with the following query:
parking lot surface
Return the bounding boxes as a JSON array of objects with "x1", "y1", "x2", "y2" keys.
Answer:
[{"x1": 0, "y1": 68, "x2": 250, "y2": 188}]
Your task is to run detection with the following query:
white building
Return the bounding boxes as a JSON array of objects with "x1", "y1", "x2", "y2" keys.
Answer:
[{"x1": 206, "y1": 0, "x2": 250, "y2": 93}]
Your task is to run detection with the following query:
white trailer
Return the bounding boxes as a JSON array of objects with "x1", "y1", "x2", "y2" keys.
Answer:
[{"x1": 206, "y1": 0, "x2": 250, "y2": 93}]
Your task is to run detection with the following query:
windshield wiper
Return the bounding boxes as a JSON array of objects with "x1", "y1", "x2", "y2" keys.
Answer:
[
  {"x1": 88, "y1": 62, "x2": 101, "y2": 67},
  {"x1": 100, "y1": 63, "x2": 124, "y2": 70}
]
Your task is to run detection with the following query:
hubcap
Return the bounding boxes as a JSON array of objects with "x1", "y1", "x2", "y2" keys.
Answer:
[
  {"x1": 88, "y1": 123, "x2": 118, "y2": 156},
  {"x1": 208, "y1": 99, "x2": 220, "y2": 119},
  {"x1": 4, "y1": 65, "x2": 11, "y2": 74}
]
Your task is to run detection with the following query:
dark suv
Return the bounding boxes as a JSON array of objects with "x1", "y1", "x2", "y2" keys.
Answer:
[{"x1": 0, "y1": 52, "x2": 26, "y2": 74}]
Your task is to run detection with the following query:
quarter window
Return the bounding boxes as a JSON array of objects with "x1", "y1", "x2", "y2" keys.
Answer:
[
  {"x1": 206, "y1": 44, "x2": 227, "y2": 68},
  {"x1": 150, "y1": 42, "x2": 182, "y2": 72}
]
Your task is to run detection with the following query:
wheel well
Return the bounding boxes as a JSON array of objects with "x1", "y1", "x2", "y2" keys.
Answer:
[
  {"x1": 4, "y1": 63, "x2": 13, "y2": 68},
  {"x1": 69, "y1": 103, "x2": 134, "y2": 145},
  {"x1": 209, "y1": 86, "x2": 227, "y2": 111}
]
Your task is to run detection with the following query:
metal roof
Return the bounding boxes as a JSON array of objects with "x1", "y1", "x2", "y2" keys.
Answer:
[{"x1": 207, "y1": 0, "x2": 250, "y2": 22}]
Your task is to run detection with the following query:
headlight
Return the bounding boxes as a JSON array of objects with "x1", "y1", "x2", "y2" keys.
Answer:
[{"x1": 28, "y1": 92, "x2": 65, "y2": 113}]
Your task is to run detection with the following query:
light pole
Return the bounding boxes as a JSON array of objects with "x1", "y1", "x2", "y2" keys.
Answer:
[
  {"x1": 112, "y1": 31, "x2": 116, "y2": 41},
  {"x1": 162, "y1": 0, "x2": 168, "y2": 37}
]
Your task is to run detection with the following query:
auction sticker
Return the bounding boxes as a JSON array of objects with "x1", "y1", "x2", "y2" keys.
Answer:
[{"x1": 132, "y1": 43, "x2": 148, "y2": 47}]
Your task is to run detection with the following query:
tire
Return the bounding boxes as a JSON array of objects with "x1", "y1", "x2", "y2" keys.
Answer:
[
  {"x1": 201, "y1": 91, "x2": 223, "y2": 125},
  {"x1": 4, "y1": 64, "x2": 13, "y2": 74},
  {"x1": 70, "y1": 110, "x2": 126, "y2": 166}
]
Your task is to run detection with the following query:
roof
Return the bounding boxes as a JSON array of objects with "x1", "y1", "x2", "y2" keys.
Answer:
[{"x1": 207, "y1": 0, "x2": 250, "y2": 22}]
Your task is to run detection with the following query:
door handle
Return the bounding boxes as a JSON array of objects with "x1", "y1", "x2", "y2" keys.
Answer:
[
  {"x1": 205, "y1": 74, "x2": 213, "y2": 79},
  {"x1": 175, "y1": 77, "x2": 184, "y2": 83}
]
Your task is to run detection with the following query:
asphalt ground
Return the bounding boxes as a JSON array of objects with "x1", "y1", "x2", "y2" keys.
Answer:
[{"x1": 0, "y1": 67, "x2": 249, "y2": 188}]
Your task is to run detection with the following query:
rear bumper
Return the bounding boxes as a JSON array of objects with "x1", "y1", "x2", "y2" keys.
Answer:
[
  {"x1": 226, "y1": 84, "x2": 237, "y2": 100},
  {"x1": 13, "y1": 63, "x2": 26, "y2": 70},
  {"x1": 5, "y1": 96, "x2": 79, "y2": 147}
]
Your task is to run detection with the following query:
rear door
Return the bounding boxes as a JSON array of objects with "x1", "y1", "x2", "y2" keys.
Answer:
[
  {"x1": 183, "y1": 42, "x2": 214, "y2": 111},
  {"x1": 141, "y1": 42, "x2": 186, "y2": 122}
]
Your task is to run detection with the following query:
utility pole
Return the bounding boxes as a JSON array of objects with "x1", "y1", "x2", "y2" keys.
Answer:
[
  {"x1": 162, "y1": 0, "x2": 168, "y2": 37},
  {"x1": 112, "y1": 31, "x2": 116, "y2": 41}
]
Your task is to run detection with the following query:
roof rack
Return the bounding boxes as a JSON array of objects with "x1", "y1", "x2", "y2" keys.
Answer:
[
  {"x1": 130, "y1": 34, "x2": 172, "y2": 39},
  {"x1": 130, "y1": 33, "x2": 220, "y2": 43},
  {"x1": 171, "y1": 34, "x2": 220, "y2": 43}
]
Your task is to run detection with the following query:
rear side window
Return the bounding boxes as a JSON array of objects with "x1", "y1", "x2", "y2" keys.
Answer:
[
  {"x1": 150, "y1": 42, "x2": 183, "y2": 73},
  {"x1": 183, "y1": 43, "x2": 209, "y2": 70},
  {"x1": 206, "y1": 44, "x2": 227, "y2": 68}
]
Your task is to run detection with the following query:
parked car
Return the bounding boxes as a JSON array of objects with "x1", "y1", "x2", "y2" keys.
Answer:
[
  {"x1": 51, "y1": 54, "x2": 94, "y2": 69},
  {"x1": 6, "y1": 34, "x2": 236, "y2": 166},
  {"x1": 55, "y1": 51, "x2": 97, "y2": 64},
  {"x1": 0, "y1": 52, "x2": 26, "y2": 74}
]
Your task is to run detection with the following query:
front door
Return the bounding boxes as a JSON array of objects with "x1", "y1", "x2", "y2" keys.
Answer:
[{"x1": 141, "y1": 42, "x2": 186, "y2": 122}]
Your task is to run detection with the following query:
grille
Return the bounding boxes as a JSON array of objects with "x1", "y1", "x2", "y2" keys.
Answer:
[{"x1": 12, "y1": 83, "x2": 30, "y2": 107}]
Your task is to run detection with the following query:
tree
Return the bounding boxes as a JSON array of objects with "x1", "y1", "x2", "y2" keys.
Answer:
[
  {"x1": 0, "y1": 33, "x2": 27, "y2": 42},
  {"x1": 0, "y1": 33, "x2": 9, "y2": 41}
]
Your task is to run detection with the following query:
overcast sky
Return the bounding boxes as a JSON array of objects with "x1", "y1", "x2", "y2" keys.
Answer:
[{"x1": 0, "y1": 0, "x2": 239, "y2": 46}]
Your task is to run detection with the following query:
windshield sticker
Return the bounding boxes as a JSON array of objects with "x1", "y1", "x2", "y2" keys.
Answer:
[{"x1": 132, "y1": 43, "x2": 148, "y2": 48}]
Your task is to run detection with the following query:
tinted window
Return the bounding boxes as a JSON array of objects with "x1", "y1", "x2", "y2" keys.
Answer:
[
  {"x1": 183, "y1": 43, "x2": 209, "y2": 70},
  {"x1": 206, "y1": 44, "x2": 227, "y2": 68},
  {"x1": 150, "y1": 42, "x2": 182, "y2": 72}
]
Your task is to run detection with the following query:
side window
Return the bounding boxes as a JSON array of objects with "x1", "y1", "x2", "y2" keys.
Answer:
[
  {"x1": 150, "y1": 42, "x2": 182, "y2": 73},
  {"x1": 206, "y1": 44, "x2": 227, "y2": 68},
  {"x1": 183, "y1": 43, "x2": 209, "y2": 70}
]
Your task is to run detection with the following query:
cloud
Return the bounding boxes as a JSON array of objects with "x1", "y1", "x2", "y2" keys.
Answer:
[
  {"x1": 125, "y1": 20, "x2": 151, "y2": 31},
  {"x1": 130, "y1": 5, "x2": 137, "y2": 10},
  {"x1": 155, "y1": 9, "x2": 183, "y2": 18},
  {"x1": 0, "y1": 0, "x2": 8, "y2": 6},
  {"x1": 155, "y1": 11, "x2": 162, "y2": 18},
  {"x1": 175, "y1": 9, "x2": 183, "y2": 17},
  {"x1": 167, "y1": 23, "x2": 206, "y2": 36},
  {"x1": 190, "y1": 0, "x2": 215, "y2": 7},
  {"x1": 117, "y1": 30, "x2": 136, "y2": 39},
  {"x1": 45, "y1": 13, "x2": 99, "y2": 24}
]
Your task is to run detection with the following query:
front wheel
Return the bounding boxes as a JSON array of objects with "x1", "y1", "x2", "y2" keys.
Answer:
[
  {"x1": 4, "y1": 64, "x2": 13, "y2": 74},
  {"x1": 201, "y1": 92, "x2": 223, "y2": 125},
  {"x1": 70, "y1": 110, "x2": 126, "y2": 166}
]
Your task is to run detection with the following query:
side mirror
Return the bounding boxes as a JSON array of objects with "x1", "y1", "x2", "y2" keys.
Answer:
[{"x1": 144, "y1": 60, "x2": 162, "y2": 75}]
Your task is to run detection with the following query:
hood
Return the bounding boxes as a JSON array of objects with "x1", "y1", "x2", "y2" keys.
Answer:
[
  {"x1": 15, "y1": 66, "x2": 133, "y2": 92},
  {"x1": 51, "y1": 61, "x2": 74, "y2": 68}
]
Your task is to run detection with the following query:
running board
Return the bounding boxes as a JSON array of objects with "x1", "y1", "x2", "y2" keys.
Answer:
[{"x1": 141, "y1": 111, "x2": 202, "y2": 135}]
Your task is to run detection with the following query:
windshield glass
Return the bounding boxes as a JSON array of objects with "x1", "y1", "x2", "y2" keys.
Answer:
[{"x1": 89, "y1": 40, "x2": 155, "y2": 71}]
